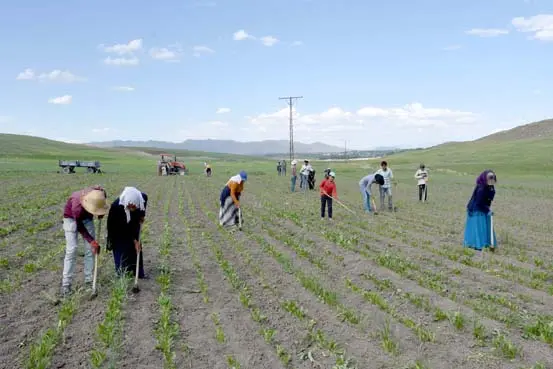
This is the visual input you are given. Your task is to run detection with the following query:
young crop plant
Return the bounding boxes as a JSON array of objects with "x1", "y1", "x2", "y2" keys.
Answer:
[
  {"x1": 154, "y1": 189, "x2": 180, "y2": 369},
  {"x1": 211, "y1": 313, "x2": 226, "y2": 343},
  {"x1": 492, "y1": 330, "x2": 521, "y2": 359},
  {"x1": 90, "y1": 275, "x2": 132, "y2": 368},
  {"x1": 448, "y1": 311, "x2": 466, "y2": 331},
  {"x1": 26, "y1": 292, "x2": 80, "y2": 369},
  {"x1": 378, "y1": 319, "x2": 399, "y2": 356}
]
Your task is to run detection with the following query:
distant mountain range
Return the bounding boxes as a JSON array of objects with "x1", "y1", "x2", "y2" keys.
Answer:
[{"x1": 88, "y1": 139, "x2": 350, "y2": 155}]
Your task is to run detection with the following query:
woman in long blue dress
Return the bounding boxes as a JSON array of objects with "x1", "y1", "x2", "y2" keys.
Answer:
[{"x1": 464, "y1": 170, "x2": 497, "y2": 251}]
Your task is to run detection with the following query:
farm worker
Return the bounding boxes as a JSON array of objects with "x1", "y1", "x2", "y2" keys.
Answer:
[
  {"x1": 61, "y1": 186, "x2": 108, "y2": 296},
  {"x1": 414, "y1": 164, "x2": 429, "y2": 201},
  {"x1": 324, "y1": 168, "x2": 332, "y2": 180},
  {"x1": 106, "y1": 187, "x2": 148, "y2": 278},
  {"x1": 319, "y1": 171, "x2": 337, "y2": 220},
  {"x1": 359, "y1": 173, "x2": 385, "y2": 213},
  {"x1": 375, "y1": 161, "x2": 394, "y2": 211},
  {"x1": 277, "y1": 161, "x2": 281, "y2": 175},
  {"x1": 205, "y1": 163, "x2": 212, "y2": 177},
  {"x1": 282, "y1": 159, "x2": 287, "y2": 175},
  {"x1": 290, "y1": 160, "x2": 298, "y2": 192},
  {"x1": 219, "y1": 171, "x2": 247, "y2": 228},
  {"x1": 464, "y1": 170, "x2": 497, "y2": 251},
  {"x1": 161, "y1": 165, "x2": 167, "y2": 176},
  {"x1": 300, "y1": 160, "x2": 312, "y2": 189}
]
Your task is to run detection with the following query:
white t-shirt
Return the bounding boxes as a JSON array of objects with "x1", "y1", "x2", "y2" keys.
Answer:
[
  {"x1": 414, "y1": 169, "x2": 428, "y2": 185},
  {"x1": 376, "y1": 168, "x2": 393, "y2": 188}
]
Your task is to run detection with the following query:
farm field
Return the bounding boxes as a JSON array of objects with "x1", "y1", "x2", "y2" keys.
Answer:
[{"x1": 1, "y1": 162, "x2": 553, "y2": 369}]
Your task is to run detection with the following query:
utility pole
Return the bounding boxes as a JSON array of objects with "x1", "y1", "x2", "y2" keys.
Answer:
[{"x1": 279, "y1": 96, "x2": 303, "y2": 162}]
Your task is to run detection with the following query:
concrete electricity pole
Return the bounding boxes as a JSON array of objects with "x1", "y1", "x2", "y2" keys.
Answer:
[{"x1": 279, "y1": 96, "x2": 303, "y2": 162}]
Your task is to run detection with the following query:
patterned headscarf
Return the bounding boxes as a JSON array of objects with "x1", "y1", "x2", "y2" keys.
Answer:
[{"x1": 476, "y1": 170, "x2": 496, "y2": 186}]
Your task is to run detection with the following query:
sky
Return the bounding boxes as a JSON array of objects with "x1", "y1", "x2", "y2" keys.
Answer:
[{"x1": 0, "y1": 0, "x2": 552, "y2": 150}]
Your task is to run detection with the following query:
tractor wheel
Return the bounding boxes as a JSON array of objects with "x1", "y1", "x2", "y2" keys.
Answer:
[
  {"x1": 87, "y1": 167, "x2": 95, "y2": 174},
  {"x1": 62, "y1": 166, "x2": 70, "y2": 174}
]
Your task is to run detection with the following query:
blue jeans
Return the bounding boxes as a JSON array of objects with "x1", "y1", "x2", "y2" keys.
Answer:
[
  {"x1": 360, "y1": 184, "x2": 371, "y2": 211},
  {"x1": 291, "y1": 175, "x2": 297, "y2": 192}
]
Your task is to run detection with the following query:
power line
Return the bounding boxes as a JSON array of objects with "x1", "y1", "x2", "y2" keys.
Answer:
[{"x1": 279, "y1": 96, "x2": 303, "y2": 162}]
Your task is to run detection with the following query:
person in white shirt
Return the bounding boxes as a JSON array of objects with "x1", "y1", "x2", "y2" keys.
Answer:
[
  {"x1": 300, "y1": 160, "x2": 312, "y2": 190},
  {"x1": 375, "y1": 161, "x2": 394, "y2": 211},
  {"x1": 414, "y1": 164, "x2": 428, "y2": 201}
]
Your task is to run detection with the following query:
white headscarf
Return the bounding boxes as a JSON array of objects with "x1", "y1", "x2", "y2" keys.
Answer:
[
  {"x1": 228, "y1": 174, "x2": 242, "y2": 184},
  {"x1": 119, "y1": 186, "x2": 145, "y2": 223}
]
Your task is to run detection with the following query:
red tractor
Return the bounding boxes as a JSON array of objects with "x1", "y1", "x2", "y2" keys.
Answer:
[{"x1": 158, "y1": 153, "x2": 188, "y2": 175}]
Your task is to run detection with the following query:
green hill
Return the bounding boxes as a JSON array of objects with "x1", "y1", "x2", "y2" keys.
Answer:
[{"x1": 385, "y1": 119, "x2": 553, "y2": 177}]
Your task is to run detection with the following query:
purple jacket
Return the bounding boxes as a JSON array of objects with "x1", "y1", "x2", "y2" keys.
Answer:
[{"x1": 63, "y1": 186, "x2": 105, "y2": 243}]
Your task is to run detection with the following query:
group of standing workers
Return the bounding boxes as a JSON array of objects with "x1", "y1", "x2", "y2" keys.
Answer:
[
  {"x1": 288, "y1": 158, "x2": 497, "y2": 252},
  {"x1": 61, "y1": 186, "x2": 147, "y2": 297}
]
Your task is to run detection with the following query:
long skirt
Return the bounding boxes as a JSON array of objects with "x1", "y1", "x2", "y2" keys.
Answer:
[
  {"x1": 112, "y1": 242, "x2": 144, "y2": 277},
  {"x1": 463, "y1": 210, "x2": 497, "y2": 251},
  {"x1": 219, "y1": 186, "x2": 240, "y2": 227}
]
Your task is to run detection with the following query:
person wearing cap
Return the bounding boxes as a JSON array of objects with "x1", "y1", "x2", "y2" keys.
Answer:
[
  {"x1": 219, "y1": 171, "x2": 247, "y2": 228},
  {"x1": 464, "y1": 170, "x2": 498, "y2": 251},
  {"x1": 319, "y1": 171, "x2": 337, "y2": 220},
  {"x1": 290, "y1": 160, "x2": 298, "y2": 192},
  {"x1": 106, "y1": 187, "x2": 148, "y2": 278},
  {"x1": 359, "y1": 173, "x2": 385, "y2": 213},
  {"x1": 61, "y1": 186, "x2": 108, "y2": 296}
]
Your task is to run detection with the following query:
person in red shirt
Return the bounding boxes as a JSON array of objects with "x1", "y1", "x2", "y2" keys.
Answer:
[
  {"x1": 319, "y1": 171, "x2": 337, "y2": 220},
  {"x1": 61, "y1": 186, "x2": 108, "y2": 296}
]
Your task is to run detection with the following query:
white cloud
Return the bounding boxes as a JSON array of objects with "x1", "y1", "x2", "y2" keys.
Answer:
[
  {"x1": 112, "y1": 86, "x2": 135, "y2": 91},
  {"x1": 245, "y1": 103, "x2": 478, "y2": 145},
  {"x1": 443, "y1": 44, "x2": 461, "y2": 51},
  {"x1": 39, "y1": 70, "x2": 86, "y2": 82},
  {"x1": 216, "y1": 107, "x2": 231, "y2": 114},
  {"x1": 512, "y1": 14, "x2": 553, "y2": 41},
  {"x1": 100, "y1": 39, "x2": 143, "y2": 55},
  {"x1": 291, "y1": 41, "x2": 303, "y2": 47},
  {"x1": 209, "y1": 121, "x2": 228, "y2": 127},
  {"x1": 16, "y1": 68, "x2": 35, "y2": 80},
  {"x1": 465, "y1": 28, "x2": 509, "y2": 37},
  {"x1": 193, "y1": 45, "x2": 215, "y2": 57},
  {"x1": 103, "y1": 56, "x2": 139, "y2": 66},
  {"x1": 356, "y1": 103, "x2": 477, "y2": 126},
  {"x1": 233, "y1": 29, "x2": 255, "y2": 40},
  {"x1": 149, "y1": 44, "x2": 182, "y2": 62},
  {"x1": 48, "y1": 95, "x2": 72, "y2": 105},
  {"x1": 16, "y1": 69, "x2": 85, "y2": 82},
  {"x1": 260, "y1": 36, "x2": 279, "y2": 46},
  {"x1": 92, "y1": 127, "x2": 112, "y2": 133}
]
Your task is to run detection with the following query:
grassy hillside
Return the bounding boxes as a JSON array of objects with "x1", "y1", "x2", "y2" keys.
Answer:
[{"x1": 477, "y1": 119, "x2": 553, "y2": 143}]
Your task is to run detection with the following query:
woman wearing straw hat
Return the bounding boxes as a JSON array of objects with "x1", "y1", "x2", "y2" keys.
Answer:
[
  {"x1": 61, "y1": 186, "x2": 108, "y2": 296},
  {"x1": 106, "y1": 187, "x2": 148, "y2": 278}
]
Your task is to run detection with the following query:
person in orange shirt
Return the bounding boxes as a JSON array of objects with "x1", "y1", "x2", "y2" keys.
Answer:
[
  {"x1": 219, "y1": 171, "x2": 247, "y2": 228},
  {"x1": 319, "y1": 171, "x2": 337, "y2": 220}
]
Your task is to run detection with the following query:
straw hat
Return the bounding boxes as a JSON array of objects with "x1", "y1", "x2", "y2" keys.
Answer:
[{"x1": 81, "y1": 189, "x2": 108, "y2": 216}]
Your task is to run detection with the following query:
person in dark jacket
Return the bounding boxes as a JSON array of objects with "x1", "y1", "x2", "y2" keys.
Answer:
[
  {"x1": 463, "y1": 170, "x2": 497, "y2": 251},
  {"x1": 107, "y1": 187, "x2": 148, "y2": 278}
]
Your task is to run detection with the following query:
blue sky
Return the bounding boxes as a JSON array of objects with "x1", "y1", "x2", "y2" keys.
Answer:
[{"x1": 0, "y1": 0, "x2": 552, "y2": 149}]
